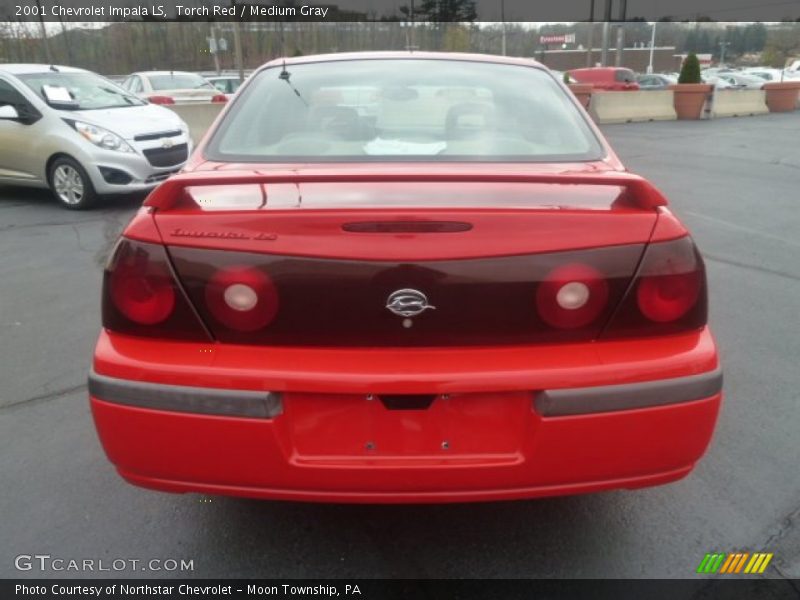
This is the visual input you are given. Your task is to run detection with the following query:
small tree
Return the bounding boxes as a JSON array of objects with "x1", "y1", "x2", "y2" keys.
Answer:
[{"x1": 678, "y1": 53, "x2": 702, "y2": 84}]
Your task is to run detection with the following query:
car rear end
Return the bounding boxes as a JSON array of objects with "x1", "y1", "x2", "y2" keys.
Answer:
[
  {"x1": 613, "y1": 68, "x2": 640, "y2": 90},
  {"x1": 142, "y1": 72, "x2": 228, "y2": 106},
  {"x1": 89, "y1": 54, "x2": 721, "y2": 502},
  {"x1": 569, "y1": 68, "x2": 640, "y2": 91}
]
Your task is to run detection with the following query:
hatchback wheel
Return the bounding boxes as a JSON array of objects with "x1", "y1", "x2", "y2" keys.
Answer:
[{"x1": 49, "y1": 157, "x2": 96, "y2": 210}]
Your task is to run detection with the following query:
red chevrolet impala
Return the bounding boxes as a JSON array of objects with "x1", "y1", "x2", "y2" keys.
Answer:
[{"x1": 89, "y1": 53, "x2": 722, "y2": 503}]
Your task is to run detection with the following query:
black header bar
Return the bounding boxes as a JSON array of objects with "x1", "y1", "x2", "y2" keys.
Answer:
[
  {"x1": 4, "y1": 579, "x2": 800, "y2": 600},
  {"x1": 2, "y1": 0, "x2": 799, "y2": 23}
]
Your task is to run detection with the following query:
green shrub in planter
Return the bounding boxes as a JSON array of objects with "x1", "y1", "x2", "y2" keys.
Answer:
[{"x1": 679, "y1": 53, "x2": 702, "y2": 84}]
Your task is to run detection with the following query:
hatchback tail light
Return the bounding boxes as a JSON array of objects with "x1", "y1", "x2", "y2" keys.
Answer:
[
  {"x1": 211, "y1": 94, "x2": 228, "y2": 103},
  {"x1": 148, "y1": 95, "x2": 175, "y2": 105},
  {"x1": 102, "y1": 239, "x2": 209, "y2": 341},
  {"x1": 602, "y1": 236, "x2": 707, "y2": 338}
]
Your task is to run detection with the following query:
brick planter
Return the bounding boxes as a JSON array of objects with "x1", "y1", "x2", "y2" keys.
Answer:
[
  {"x1": 669, "y1": 83, "x2": 713, "y2": 120},
  {"x1": 763, "y1": 81, "x2": 800, "y2": 112}
]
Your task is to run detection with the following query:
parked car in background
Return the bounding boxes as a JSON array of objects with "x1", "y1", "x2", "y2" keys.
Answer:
[
  {"x1": 636, "y1": 73, "x2": 677, "y2": 90},
  {"x1": 711, "y1": 73, "x2": 766, "y2": 90},
  {"x1": 742, "y1": 67, "x2": 800, "y2": 82},
  {"x1": 0, "y1": 64, "x2": 191, "y2": 209},
  {"x1": 702, "y1": 74, "x2": 735, "y2": 89},
  {"x1": 89, "y1": 52, "x2": 721, "y2": 503},
  {"x1": 206, "y1": 75, "x2": 245, "y2": 99},
  {"x1": 701, "y1": 67, "x2": 737, "y2": 78},
  {"x1": 121, "y1": 71, "x2": 228, "y2": 105},
  {"x1": 568, "y1": 67, "x2": 639, "y2": 91},
  {"x1": 742, "y1": 67, "x2": 783, "y2": 82}
]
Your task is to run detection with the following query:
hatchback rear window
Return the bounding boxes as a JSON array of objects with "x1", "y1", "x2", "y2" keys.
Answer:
[
  {"x1": 614, "y1": 69, "x2": 636, "y2": 83},
  {"x1": 205, "y1": 59, "x2": 604, "y2": 163}
]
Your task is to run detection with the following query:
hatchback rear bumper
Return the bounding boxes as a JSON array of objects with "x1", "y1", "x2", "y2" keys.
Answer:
[{"x1": 90, "y1": 328, "x2": 722, "y2": 503}]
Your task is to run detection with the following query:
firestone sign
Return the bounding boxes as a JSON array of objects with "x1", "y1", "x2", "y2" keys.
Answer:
[{"x1": 539, "y1": 34, "x2": 576, "y2": 45}]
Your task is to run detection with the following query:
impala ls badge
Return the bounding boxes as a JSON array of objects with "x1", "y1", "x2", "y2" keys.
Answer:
[{"x1": 386, "y1": 289, "x2": 436, "y2": 317}]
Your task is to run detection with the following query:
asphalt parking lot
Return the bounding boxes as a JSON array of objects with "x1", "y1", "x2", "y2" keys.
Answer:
[{"x1": 1, "y1": 114, "x2": 798, "y2": 581}]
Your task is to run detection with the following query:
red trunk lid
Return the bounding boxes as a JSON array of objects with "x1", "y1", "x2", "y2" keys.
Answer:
[{"x1": 137, "y1": 170, "x2": 664, "y2": 346}]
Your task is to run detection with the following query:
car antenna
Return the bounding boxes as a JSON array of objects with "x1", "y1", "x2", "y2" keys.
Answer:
[
  {"x1": 278, "y1": 59, "x2": 308, "y2": 106},
  {"x1": 50, "y1": 65, "x2": 59, "y2": 72}
]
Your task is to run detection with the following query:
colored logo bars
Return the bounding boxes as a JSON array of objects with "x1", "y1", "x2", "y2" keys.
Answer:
[{"x1": 696, "y1": 552, "x2": 774, "y2": 574}]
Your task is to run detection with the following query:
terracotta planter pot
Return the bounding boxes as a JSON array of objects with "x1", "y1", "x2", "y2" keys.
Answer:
[
  {"x1": 763, "y1": 81, "x2": 800, "y2": 112},
  {"x1": 567, "y1": 83, "x2": 593, "y2": 111},
  {"x1": 669, "y1": 83, "x2": 713, "y2": 120}
]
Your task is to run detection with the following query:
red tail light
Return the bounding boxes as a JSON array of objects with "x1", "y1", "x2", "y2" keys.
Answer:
[
  {"x1": 603, "y1": 236, "x2": 707, "y2": 338},
  {"x1": 204, "y1": 266, "x2": 279, "y2": 332},
  {"x1": 637, "y1": 272, "x2": 701, "y2": 323},
  {"x1": 167, "y1": 244, "x2": 645, "y2": 346},
  {"x1": 103, "y1": 239, "x2": 209, "y2": 341},
  {"x1": 106, "y1": 235, "x2": 704, "y2": 345},
  {"x1": 110, "y1": 253, "x2": 175, "y2": 325},
  {"x1": 211, "y1": 94, "x2": 228, "y2": 103},
  {"x1": 536, "y1": 263, "x2": 609, "y2": 329},
  {"x1": 148, "y1": 95, "x2": 175, "y2": 105}
]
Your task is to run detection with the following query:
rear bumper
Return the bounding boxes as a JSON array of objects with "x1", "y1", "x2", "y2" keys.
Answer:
[{"x1": 90, "y1": 328, "x2": 722, "y2": 503}]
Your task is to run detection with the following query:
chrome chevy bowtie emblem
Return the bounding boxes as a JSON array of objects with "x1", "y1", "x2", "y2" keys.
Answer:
[
  {"x1": 161, "y1": 138, "x2": 174, "y2": 149},
  {"x1": 386, "y1": 289, "x2": 436, "y2": 317}
]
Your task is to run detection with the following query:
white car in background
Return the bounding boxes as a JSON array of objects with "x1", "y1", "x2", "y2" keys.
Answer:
[
  {"x1": 206, "y1": 75, "x2": 245, "y2": 100},
  {"x1": 702, "y1": 74, "x2": 734, "y2": 89},
  {"x1": 121, "y1": 71, "x2": 228, "y2": 105},
  {"x1": 701, "y1": 67, "x2": 737, "y2": 79},
  {"x1": 743, "y1": 67, "x2": 790, "y2": 82},
  {"x1": 713, "y1": 73, "x2": 766, "y2": 90},
  {"x1": 0, "y1": 64, "x2": 191, "y2": 209}
]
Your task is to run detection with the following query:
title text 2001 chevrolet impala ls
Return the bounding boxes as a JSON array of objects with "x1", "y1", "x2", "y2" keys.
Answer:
[{"x1": 89, "y1": 53, "x2": 722, "y2": 503}]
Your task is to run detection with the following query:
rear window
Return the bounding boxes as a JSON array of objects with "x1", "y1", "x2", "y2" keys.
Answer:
[
  {"x1": 211, "y1": 78, "x2": 243, "y2": 93},
  {"x1": 614, "y1": 69, "x2": 636, "y2": 83},
  {"x1": 205, "y1": 59, "x2": 604, "y2": 163},
  {"x1": 147, "y1": 73, "x2": 213, "y2": 91}
]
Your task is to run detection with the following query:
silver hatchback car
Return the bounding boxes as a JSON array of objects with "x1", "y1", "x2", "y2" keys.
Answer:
[{"x1": 0, "y1": 64, "x2": 192, "y2": 209}]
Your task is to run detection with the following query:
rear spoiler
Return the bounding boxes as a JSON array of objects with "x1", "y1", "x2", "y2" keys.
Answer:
[{"x1": 144, "y1": 170, "x2": 669, "y2": 211}]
